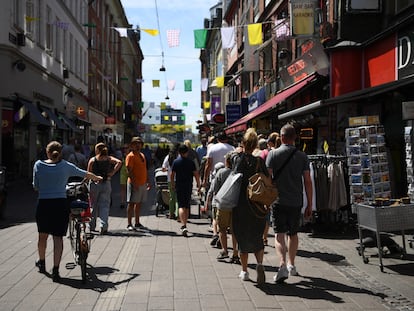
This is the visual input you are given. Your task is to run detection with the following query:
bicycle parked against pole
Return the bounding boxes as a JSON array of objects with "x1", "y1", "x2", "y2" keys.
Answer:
[{"x1": 66, "y1": 180, "x2": 93, "y2": 283}]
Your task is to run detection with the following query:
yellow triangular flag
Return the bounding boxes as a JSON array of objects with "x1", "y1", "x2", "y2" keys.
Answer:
[
  {"x1": 323, "y1": 140, "x2": 329, "y2": 154},
  {"x1": 115, "y1": 100, "x2": 122, "y2": 107},
  {"x1": 160, "y1": 102, "x2": 166, "y2": 110},
  {"x1": 142, "y1": 29, "x2": 159, "y2": 36},
  {"x1": 203, "y1": 101, "x2": 211, "y2": 109},
  {"x1": 152, "y1": 80, "x2": 160, "y2": 87},
  {"x1": 247, "y1": 23, "x2": 263, "y2": 45},
  {"x1": 216, "y1": 76, "x2": 224, "y2": 88}
]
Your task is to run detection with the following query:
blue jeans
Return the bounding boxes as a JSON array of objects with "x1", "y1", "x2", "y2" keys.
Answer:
[{"x1": 89, "y1": 180, "x2": 112, "y2": 230}]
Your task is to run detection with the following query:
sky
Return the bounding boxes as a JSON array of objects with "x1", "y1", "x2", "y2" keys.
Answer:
[{"x1": 120, "y1": 0, "x2": 219, "y2": 132}]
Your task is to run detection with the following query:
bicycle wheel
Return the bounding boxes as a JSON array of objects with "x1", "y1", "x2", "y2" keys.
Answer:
[
  {"x1": 79, "y1": 226, "x2": 89, "y2": 283},
  {"x1": 68, "y1": 218, "x2": 78, "y2": 263}
]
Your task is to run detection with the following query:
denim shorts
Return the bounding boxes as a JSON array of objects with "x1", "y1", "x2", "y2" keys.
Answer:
[{"x1": 272, "y1": 203, "x2": 302, "y2": 236}]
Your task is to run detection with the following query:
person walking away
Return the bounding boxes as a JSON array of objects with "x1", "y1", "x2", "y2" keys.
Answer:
[
  {"x1": 184, "y1": 139, "x2": 200, "y2": 171},
  {"x1": 126, "y1": 137, "x2": 151, "y2": 231},
  {"x1": 162, "y1": 143, "x2": 180, "y2": 219},
  {"x1": 88, "y1": 142, "x2": 122, "y2": 235},
  {"x1": 33, "y1": 141, "x2": 102, "y2": 282},
  {"x1": 68, "y1": 144, "x2": 88, "y2": 170},
  {"x1": 231, "y1": 128, "x2": 268, "y2": 285},
  {"x1": 202, "y1": 132, "x2": 235, "y2": 245},
  {"x1": 170, "y1": 144, "x2": 201, "y2": 237},
  {"x1": 119, "y1": 144, "x2": 130, "y2": 209},
  {"x1": 266, "y1": 123, "x2": 312, "y2": 283},
  {"x1": 62, "y1": 137, "x2": 76, "y2": 161},
  {"x1": 142, "y1": 144, "x2": 153, "y2": 169},
  {"x1": 212, "y1": 152, "x2": 239, "y2": 263}
]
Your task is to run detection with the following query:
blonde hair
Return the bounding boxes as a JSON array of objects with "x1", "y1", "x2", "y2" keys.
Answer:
[
  {"x1": 46, "y1": 141, "x2": 62, "y2": 160},
  {"x1": 95, "y1": 142, "x2": 108, "y2": 156},
  {"x1": 242, "y1": 128, "x2": 258, "y2": 153},
  {"x1": 268, "y1": 132, "x2": 281, "y2": 148}
]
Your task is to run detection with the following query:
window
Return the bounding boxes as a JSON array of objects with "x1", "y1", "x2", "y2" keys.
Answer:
[
  {"x1": 346, "y1": 0, "x2": 381, "y2": 13},
  {"x1": 46, "y1": 6, "x2": 53, "y2": 51},
  {"x1": 13, "y1": 0, "x2": 23, "y2": 29},
  {"x1": 26, "y1": 1, "x2": 35, "y2": 36}
]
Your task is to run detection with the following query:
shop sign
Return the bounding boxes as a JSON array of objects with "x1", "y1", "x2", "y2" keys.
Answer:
[
  {"x1": 348, "y1": 115, "x2": 379, "y2": 127},
  {"x1": 248, "y1": 87, "x2": 266, "y2": 112},
  {"x1": 212, "y1": 113, "x2": 225, "y2": 124},
  {"x1": 279, "y1": 39, "x2": 328, "y2": 86},
  {"x1": 105, "y1": 116, "x2": 116, "y2": 124},
  {"x1": 290, "y1": 0, "x2": 318, "y2": 37},
  {"x1": 398, "y1": 26, "x2": 414, "y2": 80},
  {"x1": 226, "y1": 104, "x2": 241, "y2": 125}
]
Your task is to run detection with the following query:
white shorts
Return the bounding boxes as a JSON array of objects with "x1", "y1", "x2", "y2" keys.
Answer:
[{"x1": 127, "y1": 183, "x2": 147, "y2": 203}]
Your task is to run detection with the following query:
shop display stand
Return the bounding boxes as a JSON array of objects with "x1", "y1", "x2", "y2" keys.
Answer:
[
  {"x1": 405, "y1": 126, "x2": 414, "y2": 202},
  {"x1": 345, "y1": 125, "x2": 391, "y2": 209}
]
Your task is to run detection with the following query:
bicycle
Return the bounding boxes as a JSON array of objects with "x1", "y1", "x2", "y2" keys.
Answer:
[{"x1": 66, "y1": 180, "x2": 93, "y2": 283}]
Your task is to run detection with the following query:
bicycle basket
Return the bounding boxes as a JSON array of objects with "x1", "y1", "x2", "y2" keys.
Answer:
[{"x1": 66, "y1": 181, "x2": 89, "y2": 201}]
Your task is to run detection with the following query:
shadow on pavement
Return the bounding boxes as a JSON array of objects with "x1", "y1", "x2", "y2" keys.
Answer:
[
  {"x1": 259, "y1": 275, "x2": 387, "y2": 301},
  {"x1": 297, "y1": 249, "x2": 348, "y2": 265},
  {"x1": 60, "y1": 264, "x2": 139, "y2": 292}
]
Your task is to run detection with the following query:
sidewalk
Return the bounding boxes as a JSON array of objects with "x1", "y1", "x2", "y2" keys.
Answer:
[{"x1": 0, "y1": 176, "x2": 413, "y2": 310}]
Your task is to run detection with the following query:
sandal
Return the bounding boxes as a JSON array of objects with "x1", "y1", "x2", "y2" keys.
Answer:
[
  {"x1": 217, "y1": 251, "x2": 229, "y2": 260},
  {"x1": 230, "y1": 255, "x2": 241, "y2": 264}
]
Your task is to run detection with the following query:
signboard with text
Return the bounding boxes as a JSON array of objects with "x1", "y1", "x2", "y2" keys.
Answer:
[{"x1": 226, "y1": 105, "x2": 241, "y2": 125}]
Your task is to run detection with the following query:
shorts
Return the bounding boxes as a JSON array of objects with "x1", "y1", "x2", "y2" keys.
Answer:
[
  {"x1": 36, "y1": 198, "x2": 70, "y2": 236},
  {"x1": 216, "y1": 209, "x2": 232, "y2": 232},
  {"x1": 127, "y1": 183, "x2": 147, "y2": 203},
  {"x1": 272, "y1": 203, "x2": 301, "y2": 236},
  {"x1": 176, "y1": 184, "x2": 192, "y2": 209}
]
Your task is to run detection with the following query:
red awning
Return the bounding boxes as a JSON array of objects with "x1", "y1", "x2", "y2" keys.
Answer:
[{"x1": 225, "y1": 74, "x2": 317, "y2": 134}]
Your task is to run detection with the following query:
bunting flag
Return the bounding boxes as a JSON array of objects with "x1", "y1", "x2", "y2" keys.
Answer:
[
  {"x1": 82, "y1": 23, "x2": 96, "y2": 28},
  {"x1": 167, "y1": 29, "x2": 180, "y2": 47},
  {"x1": 221, "y1": 26, "x2": 235, "y2": 49},
  {"x1": 194, "y1": 29, "x2": 208, "y2": 48},
  {"x1": 184, "y1": 80, "x2": 192, "y2": 92},
  {"x1": 182, "y1": 102, "x2": 188, "y2": 107},
  {"x1": 323, "y1": 140, "x2": 329, "y2": 154},
  {"x1": 235, "y1": 76, "x2": 241, "y2": 85},
  {"x1": 139, "y1": 102, "x2": 144, "y2": 108},
  {"x1": 113, "y1": 27, "x2": 128, "y2": 37},
  {"x1": 168, "y1": 80, "x2": 176, "y2": 90},
  {"x1": 172, "y1": 116, "x2": 177, "y2": 122},
  {"x1": 25, "y1": 16, "x2": 40, "y2": 22},
  {"x1": 164, "y1": 116, "x2": 169, "y2": 121},
  {"x1": 149, "y1": 102, "x2": 155, "y2": 108},
  {"x1": 127, "y1": 101, "x2": 133, "y2": 106},
  {"x1": 203, "y1": 101, "x2": 211, "y2": 109},
  {"x1": 141, "y1": 29, "x2": 159, "y2": 36},
  {"x1": 215, "y1": 76, "x2": 224, "y2": 88},
  {"x1": 275, "y1": 18, "x2": 290, "y2": 41},
  {"x1": 160, "y1": 102, "x2": 166, "y2": 110},
  {"x1": 201, "y1": 78, "x2": 209, "y2": 91},
  {"x1": 115, "y1": 100, "x2": 122, "y2": 107},
  {"x1": 136, "y1": 78, "x2": 144, "y2": 83},
  {"x1": 155, "y1": 116, "x2": 160, "y2": 121},
  {"x1": 152, "y1": 80, "x2": 160, "y2": 87},
  {"x1": 247, "y1": 23, "x2": 263, "y2": 45}
]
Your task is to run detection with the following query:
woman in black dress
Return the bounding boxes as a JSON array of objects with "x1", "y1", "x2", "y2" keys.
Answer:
[{"x1": 232, "y1": 128, "x2": 268, "y2": 285}]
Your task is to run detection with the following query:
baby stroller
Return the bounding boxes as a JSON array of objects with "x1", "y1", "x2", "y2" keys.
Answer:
[{"x1": 154, "y1": 168, "x2": 170, "y2": 217}]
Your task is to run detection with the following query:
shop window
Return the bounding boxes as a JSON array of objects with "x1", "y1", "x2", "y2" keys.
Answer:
[{"x1": 346, "y1": 0, "x2": 381, "y2": 13}]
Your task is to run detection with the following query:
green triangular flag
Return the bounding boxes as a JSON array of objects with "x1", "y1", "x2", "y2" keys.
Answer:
[
  {"x1": 139, "y1": 101, "x2": 144, "y2": 108},
  {"x1": 194, "y1": 29, "x2": 208, "y2": 48},
  {"x1": 184, "y1": 80, "x2": 192, "y2": 92},
  {"x1": 182, "y1": 102, "x2": 188, "y2": 107}
]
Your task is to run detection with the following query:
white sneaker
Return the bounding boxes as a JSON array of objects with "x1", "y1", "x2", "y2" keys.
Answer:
[
  {"x1": 273, "y1": 265, "x2": 289, "y2": 283},
  {"x1": 287, "y1": 264, "x2": 298, "y2": 276},
  {"x1": 238, "y1": 271, "x2": 249, "y2": 281}
]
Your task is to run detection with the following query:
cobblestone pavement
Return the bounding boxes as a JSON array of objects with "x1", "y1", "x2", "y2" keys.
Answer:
[{"x1": 0, "y1": 175, "x2": 413, "y2": 311}]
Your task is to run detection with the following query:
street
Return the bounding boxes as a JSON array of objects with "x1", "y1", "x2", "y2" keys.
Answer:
[{"x1": 0, "y1": 171, "x2": 413, "y2": 311}]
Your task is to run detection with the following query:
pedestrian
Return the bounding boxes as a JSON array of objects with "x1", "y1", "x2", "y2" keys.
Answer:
[
  {"x1": 33, "y1": 141, "x2": 102, "y2": 282},
  {"x1": 170, "y1": 143, "x2": 201, "y2": 237},
  {"x1": 196, "y1": 136, "x2": 208, "y2": 161},
  {"x1": 88, "y1": 142, "x2": 122, "y2": 235},
  {"x1": 142, "y1": 144, "x2": 153, "y2": 169},
  {"x1": 119, "y1": 143, "x2": 130, "y2": 209},
  {"x1": 126, "y1": 136, "x2": 151, "y2": 231},
  {"x1": 202, "y1": 132, "x2": 235, "y2": 245},
  {"x1": 68, "y1": 143, "x2": 88, "y2": 170},
  {"x1": 62, "y1": 137, "x2": 76, "y2": 161},
  {"x1": 266, "y1": 123, "x2": 312, "y2": 283},
  {"x1": 184, "y1": 139, "x2": 200, "y2": 171},
  {"x1": 211, "y1": 152, "x2": 239, "y2": 263},
  {"x1": 162, "y1": 143, "x2": 180, "y2": 219},
  {"x1": 231, "y1": 128, "x2": 269, "y2": 285}
]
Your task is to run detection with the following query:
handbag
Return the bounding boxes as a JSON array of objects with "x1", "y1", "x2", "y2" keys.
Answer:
[
  {"x1": 215, "y1": 172, "x2": 243, "y2": 210},
  {"x1": 247, "y1": 149, "x2": 297, "y2": 218}
]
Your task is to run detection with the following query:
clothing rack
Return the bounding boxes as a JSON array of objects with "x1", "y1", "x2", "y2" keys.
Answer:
[{"x1": 306, "y1": 154, "x2": 353, "y2": 234}]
